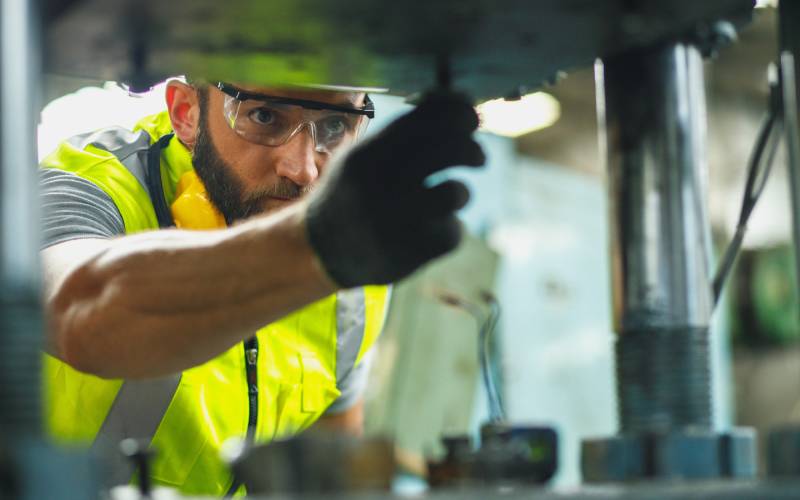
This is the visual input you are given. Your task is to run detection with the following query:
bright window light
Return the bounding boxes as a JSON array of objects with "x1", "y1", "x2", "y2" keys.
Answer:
[
  {"x1": 476, "y1": 92, "x2": 560, "y2": 138},
  {"x1": 755, "y1": 0, "x2": 778, "y2": 8}
]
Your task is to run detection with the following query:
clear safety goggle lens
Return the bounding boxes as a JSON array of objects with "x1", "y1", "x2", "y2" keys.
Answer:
[{"x1": 222, "y1": 94, "x2": 370, "y2": 154}]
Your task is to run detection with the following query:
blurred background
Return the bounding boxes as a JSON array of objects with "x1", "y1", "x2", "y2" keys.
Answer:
[{"x1": 35, "y1": 1, "x2": 796, "y2": 489}]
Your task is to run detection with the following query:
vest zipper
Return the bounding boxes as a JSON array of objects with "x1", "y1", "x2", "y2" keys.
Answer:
[
  {"x1": 225, "y1": 337, "x2": 259, "y2": 498},
  {"x1": 244, "y1": 336, "x2": 259, "y2": 443}
]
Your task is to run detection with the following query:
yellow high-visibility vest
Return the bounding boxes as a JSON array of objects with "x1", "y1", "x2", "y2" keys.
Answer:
[{"x1": 41, "y1": 111, "x2": 389, "y2": 496}]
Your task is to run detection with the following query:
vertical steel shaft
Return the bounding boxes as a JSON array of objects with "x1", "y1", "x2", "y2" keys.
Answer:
[
  {"x1": 1, "y1": 6, "x2": 99, "y2": 500},
  {"x1": 0, "y1": 0, "x2": 43, "y2": 435},
  {"x1": 597, "y1": 42, "x2": 714, "y2": 433},
  {"x1": 779, "y1": 0, "x2": 800, "y2": 319}
]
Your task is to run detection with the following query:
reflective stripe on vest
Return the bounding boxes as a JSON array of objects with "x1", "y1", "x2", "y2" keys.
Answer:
[
  {"x1": 91, "y1": 374, "x2": 182, "y2": 487},
  {"x1": 88, "y1": 287, "x2": 369, "y2": 485},
  {"x1": 66, "y1": 126, "x2": 175, "y2": 228},
  {"x1": 66, "y1": 127, "x2": 154, "y2": 202},
  {"x1": 66, "y1": 127, "x2": 181, "y2": 486},
  {"x1": 335, "y1": 288, "x2": 366, "y2": 383}
]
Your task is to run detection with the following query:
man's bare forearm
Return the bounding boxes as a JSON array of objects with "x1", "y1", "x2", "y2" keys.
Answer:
[
  {"x1": 315, "y1": 400, "x2": 365, "y2": 437},
  {"x1": 45, "y1": 202, "x2": 336, "y2": 379}
]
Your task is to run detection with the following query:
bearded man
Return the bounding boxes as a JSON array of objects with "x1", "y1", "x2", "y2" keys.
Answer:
[{"x1": 39, "y1": 78, "x2": 484, "y2": 496}]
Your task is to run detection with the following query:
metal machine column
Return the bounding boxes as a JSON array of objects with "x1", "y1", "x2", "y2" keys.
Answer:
[
  {"x1": 1, "y1": 0, "x2": 45, "y2": 442},
  {"x1": 780, "y1": 0, "x2": 800, "y2": 323},
  {"x1": 0, "y1": 1, "x2": 96, "y2": 498},
  {"x1": 766, "y1": 0, "x2": 800, "y2": 479},
  {"x1": 582, "y1": 41, "x2": 755, "y2": 482},
  {"x1": 602, "y1": 42, "x2": 714, "y2": 433}
]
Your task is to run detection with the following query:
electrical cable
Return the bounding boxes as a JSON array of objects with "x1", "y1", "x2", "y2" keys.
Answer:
[
  {"x1": 437, "y1": 290, "x2": 506, "y2": 423},
  {"x1": 478, "y1": 291, "x2": 505, "y2": 423},
  {"x1": 712, "y1": 66, "x2": 785, "y2": 306}
]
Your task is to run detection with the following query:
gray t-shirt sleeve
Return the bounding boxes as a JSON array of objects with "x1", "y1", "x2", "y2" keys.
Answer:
[
  {"x1": 325, "y1": 348, "x2": 374, "y2": 415},
  {"x1": 40, "y1": 168, "x2": 125, "y2": 249}
]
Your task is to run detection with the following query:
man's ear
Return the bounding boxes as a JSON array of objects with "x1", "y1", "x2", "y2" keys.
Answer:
[{"x1": 166, "y1": 80, "x2": 201, "y2": 149}]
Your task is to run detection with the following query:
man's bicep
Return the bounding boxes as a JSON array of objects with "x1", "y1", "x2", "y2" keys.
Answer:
[
  {"x1": 42, "y1": 238, "x2": 114, "y2": 297},
  {"x1": 316, "y1": 399, "x2": 364, "y2": 437},
  {"x1": 39, "y1": 168, "x2": 126, "y2": 297},
  {"x1": 40, "y1": 238, "x2": 114, "y2": 359},
  {"x1": 40, "y1": 168, "x2": 125, "y2": 248}
]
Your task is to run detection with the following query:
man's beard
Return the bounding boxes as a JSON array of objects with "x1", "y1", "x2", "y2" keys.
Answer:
[{"x1": 192, "y1": 106, "x2": 311, "y2": 225}]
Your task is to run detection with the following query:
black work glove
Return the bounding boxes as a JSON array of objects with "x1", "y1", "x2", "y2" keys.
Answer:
[{"x1": 306, "y1": 91, "x2": 486, "y2": 287}]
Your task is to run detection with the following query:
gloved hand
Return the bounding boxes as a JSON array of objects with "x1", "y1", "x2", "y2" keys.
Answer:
[{"x1": 306, "y1": 91, "x2": 485, "y2": 287}]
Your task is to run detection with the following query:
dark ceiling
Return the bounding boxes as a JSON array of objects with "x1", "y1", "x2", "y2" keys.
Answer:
[{"x1": 45, "y1": 0, "x2": 753, "y2": 100}]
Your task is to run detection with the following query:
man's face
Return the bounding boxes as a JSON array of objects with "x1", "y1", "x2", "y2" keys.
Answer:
[{"x1": 192, "y1": 84, "x2": 366, "y2": 224}]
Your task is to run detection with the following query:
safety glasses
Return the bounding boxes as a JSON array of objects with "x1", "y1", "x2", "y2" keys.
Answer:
[{"x1": 216, "y1": 82, "x2": 374, "y2": 155}]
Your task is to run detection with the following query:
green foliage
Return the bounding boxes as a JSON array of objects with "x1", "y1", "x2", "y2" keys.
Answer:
[{"x1": 730, "y1": 245, "x2": 800, "y2": 346}]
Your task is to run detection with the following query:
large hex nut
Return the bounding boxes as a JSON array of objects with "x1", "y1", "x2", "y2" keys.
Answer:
[
  {"x1": 582, "y1": 435, "x2": 644, "y2": 482},
  {"x1": 768, "y1": 426, "x2": 800, "y2": 477},
  {"x1": 724, "y1": 427, "x2": 758, "y2": 478},
  {"x1": 581, "y1": 428, "x2": 756, "y2": 482},
  {"x1": 657, "y1": 431, "x2": 722, "y2": 479}
]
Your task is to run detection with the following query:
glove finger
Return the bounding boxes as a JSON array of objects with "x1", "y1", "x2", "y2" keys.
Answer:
[
  {"x1": 404, "y1": 180, "x2": 471, "y2": 219},
  {"x1": 401, "y1": 136, "x2": 485, "y2": 181},
  {"x1": 417, "y1": 216, "x2": 464, "y2": 259},
  {"x1": 362, "y1": 214, "x2": 463, "y2": 284},
  {"x1": 412, "y1": 91, "x2": 480, "y2": 133}
]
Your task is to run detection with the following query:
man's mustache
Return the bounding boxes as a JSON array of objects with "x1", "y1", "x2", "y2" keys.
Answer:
[{"x1": 245, "y1": 179, "x2": 313, "y2": 205}]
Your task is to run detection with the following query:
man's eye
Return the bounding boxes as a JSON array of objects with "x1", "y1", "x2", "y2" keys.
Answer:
[
  {"x1": 321, "y1": 117, "x2": 349, "y2": 136},
  {"x1": 249, "y1": 108, "x2": 275, "y2": 125}
]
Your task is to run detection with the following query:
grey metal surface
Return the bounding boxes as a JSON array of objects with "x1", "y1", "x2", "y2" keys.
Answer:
[
  {"x1": 0, "y1": 0, "x2": 41, "y2": 440},
  {"x1": 765, "y1": 1, "x2": 800, "y2": 478},
  {"x1": 782, "y1": 53, "x2": 800, "y2": 329},
  {"x1": 107, "y1": 479, "x2": 800, "y2": 500},
  {"x1": 582, "y1": 428, "x2": 756, "y2": 482},
  {"x1": 228, "y1": 434, "x2": 394, "y2": 496},
  {"x1": 767, "y1": 426, "x2": 800, "y2": 477},
  {"x1": 0, "y1": 0, "x2": 43, "y2": 435},
  {"x1": 2, "y1": 0, "x2": 41, "y2": 293},
  {"x1": 599, "y1": 43, "x2": 714, "y2": 346},
  {"x1": 1, "y1": 2, "x2": 101, "y2": 499},
  {"x1": 598, "y1": 42, "x2": 714, "y2": 433},
  {"x1": 44, "y1": 0, "x2": 754, "y2": 99},
  {"x1": 578, "y1": 39, "x2": 760, "y2": 485},
  {"x1": 311, "y1": 481, "x2": 800, "y2": 499},
  {"x1": 614, "y1": 326, "x2": 712, "y2": 432}
]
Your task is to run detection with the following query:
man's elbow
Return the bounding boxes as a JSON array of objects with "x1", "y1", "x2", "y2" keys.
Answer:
[
  {"x1": 46, "y1": 264, "x2": 111, "y2": 377},
  {"x1": 49, "y1": 305, "x2": 103, "y2": 377},
  {"x1": 316, "y1": 400, "x2": 365, "y2": 437}
]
